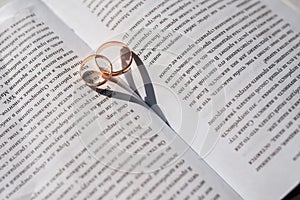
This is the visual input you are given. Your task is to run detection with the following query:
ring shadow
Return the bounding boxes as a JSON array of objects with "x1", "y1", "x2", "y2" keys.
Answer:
[{"x1": 90, "y1": 51, "x2": 170, "y2": 127}]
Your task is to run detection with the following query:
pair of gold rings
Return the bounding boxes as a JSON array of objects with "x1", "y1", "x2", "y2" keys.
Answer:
[{"x1": 79, "y1": 41, "x2": 133, "y2": 87}]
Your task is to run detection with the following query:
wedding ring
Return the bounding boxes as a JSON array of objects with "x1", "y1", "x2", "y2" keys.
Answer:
[
  {"x1": 96, "y1": 41, "x2": 133, "y2": 76},
  {"x1": 79, "y1": 54, "x2": 112, "y2": 87}
]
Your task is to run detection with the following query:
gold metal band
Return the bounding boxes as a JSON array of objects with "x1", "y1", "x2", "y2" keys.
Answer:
[
  {"x1": 79, "y1": 54, "x2": 112, "y2": 87},
  {"x1": 96, "y1": 41, "x2": 133, "y2": 76}
]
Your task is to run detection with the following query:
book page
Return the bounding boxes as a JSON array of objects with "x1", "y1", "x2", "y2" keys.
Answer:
[
  {"x1": 42, "y1": 0, "x2": 300, "y2": 199},
  {"x1": 282, "y1": 0, "x2": 300, "y2": 14},
  {"x1": 0, "y1": 0, "x2": 240, "y2": 199}
]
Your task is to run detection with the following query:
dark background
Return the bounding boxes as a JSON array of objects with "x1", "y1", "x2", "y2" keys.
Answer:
[{"x1": 283, "y1": 183, "x2": 300, "y2": 200}]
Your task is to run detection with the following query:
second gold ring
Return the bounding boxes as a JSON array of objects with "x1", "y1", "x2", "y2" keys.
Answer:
[{"x1": 96, "y1": 41, "x2": 133, "y2": 76}]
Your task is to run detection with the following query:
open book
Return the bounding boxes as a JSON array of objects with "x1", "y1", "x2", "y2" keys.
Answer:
[{"x1": 0, "y1": 0, "x2": 299, "y2": 199}]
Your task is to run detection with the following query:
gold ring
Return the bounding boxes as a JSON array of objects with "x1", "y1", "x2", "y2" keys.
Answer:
[
  {"x1": 79, "y1": 54, "x2": 112, "y2": 87},
  {"x1": 96, "y1": 41, "x2": 133, "y2": 76}
]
